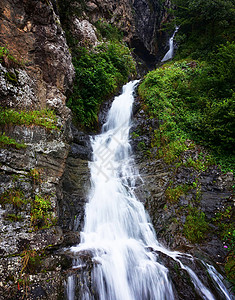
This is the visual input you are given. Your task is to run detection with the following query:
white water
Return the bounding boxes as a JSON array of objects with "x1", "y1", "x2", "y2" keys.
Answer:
[
  {"x1": 67, "y1": 80, "x2": 233, "y2": 300},
  {"x1": 161, "y1": 26, "x2": 179, "y2": 62}
]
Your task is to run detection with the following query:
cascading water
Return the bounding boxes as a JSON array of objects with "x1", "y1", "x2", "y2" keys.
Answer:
[
  {"x1": 66, "y1": 81, "x2": 234, "y2": 300},
  {"x1": 161, "y1": 26, "x2": 179, "y2": 62}
]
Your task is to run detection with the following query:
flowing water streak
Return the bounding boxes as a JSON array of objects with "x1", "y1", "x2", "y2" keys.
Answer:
[
  {"x1": 161, "y1": 26, "x2": 179, "y2": 62},
  {"x1": 69, "y1": 80, "x2": 174, "y2": 299},
  {"x1": 67, "y1": 80, "x2": 232, "y2": 300}
]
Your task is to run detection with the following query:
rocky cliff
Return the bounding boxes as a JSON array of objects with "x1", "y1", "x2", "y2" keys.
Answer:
[
  {"x1": 0, "y1": 0, "x2": 75, "y2": 298},
  {"x1": 131, "y1": 95, "x2": 235, "y2": 296}
]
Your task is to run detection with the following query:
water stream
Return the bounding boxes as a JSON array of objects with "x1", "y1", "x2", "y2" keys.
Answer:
[
  {"x1": 161, "y1": 26, "x2": 179, "y2": 62},
  {"x1": 66, "y1": 81, "x2": 233, "y2": 300}
]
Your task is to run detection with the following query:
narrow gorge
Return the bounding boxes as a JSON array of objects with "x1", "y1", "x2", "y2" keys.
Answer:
[{"x1": 0, "y1": 0, "x2": 234, "y2": 299}]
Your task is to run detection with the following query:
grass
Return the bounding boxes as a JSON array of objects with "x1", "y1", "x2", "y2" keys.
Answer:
[
  {"x1": 0, "y1": 108, "x2": 58, "y2": 130},
  {"x1": 183, "y1": 206, "x2": 209, "y2": 243},
  {"x1": 0, "y1": 133, "x2": 27, "y2": 149},
  {"x1": 138, "y1": 55, "x2": 235, "y2": 172}
]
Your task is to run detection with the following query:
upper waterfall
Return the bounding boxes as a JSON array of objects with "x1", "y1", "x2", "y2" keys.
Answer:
[{"x1": 161, "y1": 26, "x2": 179, "y2": 62}]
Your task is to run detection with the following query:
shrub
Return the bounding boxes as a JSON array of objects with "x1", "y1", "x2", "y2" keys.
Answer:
[
  {"x1": 67, "y1": 42, "x2": 136, "y2": 128},
  {"x1": 138, "y1": 57, "x2": 235, "y2": 171},
  {"x1": 183, "y1": 207, "x2": 209, "y2": 243},
  {"x1": 30, "y1": 195, "x2": 56, "y2": 230}
]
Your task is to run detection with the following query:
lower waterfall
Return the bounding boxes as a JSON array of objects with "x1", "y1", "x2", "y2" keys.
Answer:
[{"x1": 66, "y1": 81, "x2": 233, "y2": 300}]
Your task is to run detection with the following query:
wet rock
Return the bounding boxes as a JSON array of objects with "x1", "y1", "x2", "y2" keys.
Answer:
[{"x1": 131, "y1": 90, "x2": 234, "y2": 292}]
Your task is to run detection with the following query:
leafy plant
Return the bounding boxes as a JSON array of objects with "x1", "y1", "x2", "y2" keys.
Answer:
[
  {"x1": 67, "y1": 42, "x2": 136, "y2": 128},
  {"x1": 30, "y1": 195, "x2": 56, "y2": 230},
  {"x1": 138, "y1": 57, "x2": 235, "y2": 172},
  {"x1": 183, "y1": 207, "x2": 209, "y2": 243},
  {"x1": 172, "y1": 0, "x2": 235, "y2": 59},
  {"x1": 165, "y1": 184, "x2": 191, "y2": 203},
  {"x1": 95, "y1": 20, "x2": 123, "y2": 41},
  {"x1": 20, "y1": 249, "x2": 44, "y2": 274},
  {"x1": 213, "y1": 205, "x2": 235, "y2": 285},
  {"x1": 0, "y1": 189, "x2": 27, "y2": 209},
  {"x1": 0, "y1": 133, "x2": 27, "y2": 149}
]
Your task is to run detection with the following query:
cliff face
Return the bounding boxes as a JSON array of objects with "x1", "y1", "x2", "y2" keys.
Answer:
[
  {"x1": 0, "y1": 0, "x2": 76, "y2": 298},
  {"x1": 58, "y1": 0, "x2": 170, "y2": 67}
]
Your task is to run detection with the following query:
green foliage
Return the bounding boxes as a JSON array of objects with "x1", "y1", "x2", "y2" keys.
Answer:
[
  {"x1": 95, "y1": 20, "x2": 123, "y2": 41},
  {"x1": 165, "y1": 184, "x2": 190, "y2": 203},
  {"x1": 138, "y1": 55, "x2": 235, "y2": 171},
  {"x1": 0, "y1": 108, "x2": 58, "y2": 130},
  {"x1": 0, "y1": 133, "x2": 26, "y2": 149},
  {"x1": 0, "y1": 46, "x2": 21, "y2": 66},
  {"x1": 30, "y1": 195, "x2": 56, "y2": 230},
  {"x1": 172, "y1": 0, "x2": 235, "y2": 59},
  {"x1": 5, "y1": 71, "x2": 18, "y2": 84},
  {"x1": 29, "y1": 168, "x2": 41, "y2": 184},
  {"x1": 183, "y1": 207, "x2": 209, "y2": 243},
  {"x1": 5, "y1": 213, "x2": 23, "y2": 222},
  {"x1": 0, "y1": 189, "x2": 27, "y2": 208},
  {"x1": 68, "y1": 42, "x2": 136, "y2": 128},
  {"x1": 213, "y1": 206, "x2": 235, "y2": 285},
  {"x1": 179, "y1": 153, "x2": 215, "y2": 172},
  {"x1": 20, "y1": 249, "x2": 44, "y2": 274}
]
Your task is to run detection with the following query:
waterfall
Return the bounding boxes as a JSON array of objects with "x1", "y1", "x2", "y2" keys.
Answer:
[
  {"x1": 161, "y1": 26, "x2": 179, "y2": 62},
  {"x1": 66, "y1": 80, "x2": 234, "y2": 300}
]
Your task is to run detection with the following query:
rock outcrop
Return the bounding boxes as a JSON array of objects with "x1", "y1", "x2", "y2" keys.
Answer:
[
  {"x1": 58, "y1": 0, "x2": 170, "y2": 68},
  {"x1": 0, "y1": 0, "x2": 76, "y2": 298},
  {"x1": 131, "y1": 93, "x2": 235, "y2": 295}
]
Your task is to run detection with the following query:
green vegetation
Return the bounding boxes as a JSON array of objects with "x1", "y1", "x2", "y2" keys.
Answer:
[
  {"x1": 173, "y1": 0, "x2": 235, "y2": 59},
  {"x1": 0, "y1": 46, "x2": 21, "y2": 66},
  {"x1": 68, "y1": 42, "x2": 136, "y2": 128},
  {"x1": 20, "y1": 249, "x2": 44, "y2": 274},
  {"x1": 0, "y1": 133, "x2": 26, "y2": 149},
  {"x1": 95, "y1": 20, "x2": 123, "y2": 41},
  {"x1": 5, "y1": 213, "x2": 23, "y2": 222},
  {"x1": 0, "y1": 188, "x2": 55, "y2": 230},
  {"x1": 139, "y1": 53, "x2": 235, "y2": 171},
  {"x1": 30, "y1": 195, "x2": 56, "y2": 230},
  {"x1": 165, "y1": 183, "x2": 191, "y2": 203},
  {"x1": 213, "y1": 206, "x2": 235, "y2": 285},
  {"x1": 0, "y1": 108, "x2": 58, "y2": 130},
  {"x1": 179, "y1": 153, "x2": 215, "y2": 172},
  {"x1": 183, "y1": 206, "x2": 209, "y2": 243},
  {"x1": 0, "y1": 189, "x2": 27, "y2": 209}
]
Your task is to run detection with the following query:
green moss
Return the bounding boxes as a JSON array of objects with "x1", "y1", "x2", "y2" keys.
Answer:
[
  {"x1": 5, "y1": 213, "x2": 23, "y2": 222},
  {"x1": 183, "y1": 207, "x2": 209, "y2": 243},
  {"x1": 95, "y1": 20, "x2": 123, "y2": 41},
  {"x1": 0, "y1": 108, "x2": 58, "y2": 130},
  {"x1": 0, "y1": 46, "x2": 22, "y2": 66}
]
